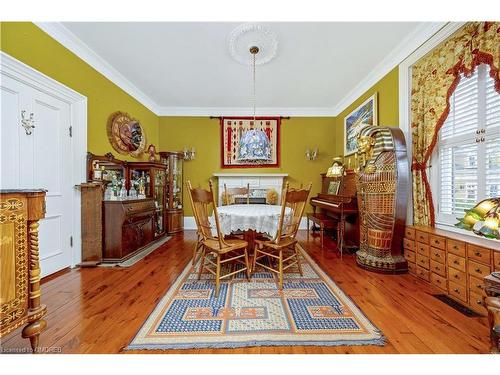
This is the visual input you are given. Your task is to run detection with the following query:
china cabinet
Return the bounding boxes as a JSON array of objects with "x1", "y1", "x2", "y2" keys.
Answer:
[
  {"x1": 85, "y1": 153, "x2": 176, "y2": 264},
  {"x1": 87, "y1": 152, "x2": 168, "y2": 239},
  {"x1": 128, "y1": 162, "x2": 167, "y2": 238},
  {"x1": 159, "y1": 151, "x2": 184, "y2": 234}
]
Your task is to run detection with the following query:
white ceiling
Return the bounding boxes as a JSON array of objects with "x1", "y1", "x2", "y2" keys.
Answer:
[{"x1": 54, "y1": 22, "x2": 431, "y2": 115}]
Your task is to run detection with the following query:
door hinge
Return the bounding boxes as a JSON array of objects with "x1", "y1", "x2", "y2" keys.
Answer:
[
  {"x1": 70, "y1": 236, "x2": 73, "y2": 247},
  {"x1": 69, "y1": 125, "x2": 73, "y2": 138}
]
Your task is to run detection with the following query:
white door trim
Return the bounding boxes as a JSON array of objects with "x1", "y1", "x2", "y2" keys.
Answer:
[
  {"x1": 398, "y1": 22, "x2": 466, "y2": 225},
  {"x1": 1, "y1": 51, "x2": 88, "y2": 268}
]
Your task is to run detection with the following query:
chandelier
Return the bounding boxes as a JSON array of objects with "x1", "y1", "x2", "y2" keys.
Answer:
[{"x1": 237, "y1": 46, "x2": 272, "y2": 162}]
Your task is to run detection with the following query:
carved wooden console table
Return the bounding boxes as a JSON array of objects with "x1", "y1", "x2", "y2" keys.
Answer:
[{"x1": 0, "y1": 189, "x2": 47, "y2": 352}]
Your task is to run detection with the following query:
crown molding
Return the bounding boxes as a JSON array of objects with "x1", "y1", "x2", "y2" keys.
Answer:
[
  {"x1": 1, "y1": 51, "x2": 87, "y2": 103},
  {"x1": 156, "y1": 106, "x2": 337, "y2": 117},
  {"x1": 331, "y1": 22, "x2": 447, "y2": 116},
  {"x1": 34, "y1": 22, "x2": 160, "y2": 114},
  {"x1": 32, "y1": 22, "x2": 449, "y2": 119}
]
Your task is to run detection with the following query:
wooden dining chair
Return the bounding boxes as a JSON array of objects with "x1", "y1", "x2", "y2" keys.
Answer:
[
  {"x1": 251, "y1": 182, "x2": 312, "y2": 290},
  {"x1": 223, "y1": 183, "x2": 250, "y2": 205},
  {"x1": 187, "y1": 180, "x2": 251, "y2": 297}
]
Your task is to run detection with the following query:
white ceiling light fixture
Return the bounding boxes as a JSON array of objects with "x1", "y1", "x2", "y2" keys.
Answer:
[{"x1": 228, "y1": 23, "x2": 278, "y2": 66}]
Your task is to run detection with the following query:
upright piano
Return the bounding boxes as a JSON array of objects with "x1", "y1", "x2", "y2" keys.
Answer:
[{"x1": 309, "y1": 170, "x2": 359, "y2": 251}]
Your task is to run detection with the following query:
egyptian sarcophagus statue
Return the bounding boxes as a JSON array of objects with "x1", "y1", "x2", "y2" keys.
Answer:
[{"x1": 355, "y1": 125, "x2": 409, "y2": 273}]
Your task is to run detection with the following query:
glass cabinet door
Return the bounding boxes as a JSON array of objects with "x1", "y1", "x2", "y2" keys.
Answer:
[
  {"x1": 153, "y1": 168, "x2": 166, "y2": 236},
  {"x1": 171, "y1": 155, "x2": 183, "y2": 209},
  {"x1": 129, "y1": 168, "x2": 151, "y2": 198}
]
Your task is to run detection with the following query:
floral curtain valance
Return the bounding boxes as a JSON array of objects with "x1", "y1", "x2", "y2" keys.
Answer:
[{"x1": 411, "y1": 22, "x2": 500, "y2": 226}]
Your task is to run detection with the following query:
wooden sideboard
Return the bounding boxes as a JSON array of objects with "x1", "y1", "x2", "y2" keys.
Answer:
[
  {"x1": 0, "y1": 190, "x2": 47, "y2": 352},
  {"x1": 102, "y1": 198, "x2": 156, "y2": 263},
  {"x1": 404, "y1": 225, "x2": 500, "y2": 315}
]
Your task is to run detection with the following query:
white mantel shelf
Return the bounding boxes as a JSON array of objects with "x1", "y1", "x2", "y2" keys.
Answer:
[{"x1": 213, "y1": 173, "x2": 288, "y2": 177}]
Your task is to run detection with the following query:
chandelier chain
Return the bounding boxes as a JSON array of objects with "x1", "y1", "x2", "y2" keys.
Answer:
[{"x1": 253, "y1": 52, "x2": 256, "y2": 121}]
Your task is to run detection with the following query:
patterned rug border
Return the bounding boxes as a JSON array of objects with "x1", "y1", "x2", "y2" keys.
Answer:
[{"x1": 126, "y1": 244, "x2": 386, "y2": 350}]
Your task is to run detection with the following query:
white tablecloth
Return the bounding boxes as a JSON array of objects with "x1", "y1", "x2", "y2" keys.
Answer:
[{"x1": 212, "y1": 204, "x2": 291, "y2": 238}]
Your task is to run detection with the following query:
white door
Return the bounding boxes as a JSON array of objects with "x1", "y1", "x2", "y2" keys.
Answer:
[{"x1": 1, "y1": 74, "x2": 73, "y2": 277}]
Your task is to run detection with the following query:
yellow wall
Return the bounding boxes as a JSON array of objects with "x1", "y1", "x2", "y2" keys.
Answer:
[
  {"x1": 333, "y1": 67, "x2": 399, "y2": 163},
  {"x1": 0, "y1": 22, "x2": 158, "y2": 161},
  {"x1": 159, "y1": 117, "x2": 336, "y2": 215},
  {"x1": 1, "y1": 22, "x2": 401, "y2": 219}
]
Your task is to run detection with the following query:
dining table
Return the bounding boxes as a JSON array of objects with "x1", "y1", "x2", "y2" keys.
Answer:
[{"x1": 212, "y1": 204, "x2": 291, "y2": 250}]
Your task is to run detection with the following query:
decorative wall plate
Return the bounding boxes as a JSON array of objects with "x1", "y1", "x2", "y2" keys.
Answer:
[
  {"x1": 107, "y1": 111, "x2": 146, "y2": 158},
  {"x1": 228, "y1": 23, "x2": 278, "y2": 66}
]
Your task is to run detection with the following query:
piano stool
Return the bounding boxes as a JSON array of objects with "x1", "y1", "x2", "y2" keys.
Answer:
[{"x1": 306, "y1": 212, "x2": 338, "y2": 249}]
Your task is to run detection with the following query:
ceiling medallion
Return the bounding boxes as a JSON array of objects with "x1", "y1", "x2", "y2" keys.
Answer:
[{"x1": 228, "y1": 23, "x2": 278, "y2": 66}]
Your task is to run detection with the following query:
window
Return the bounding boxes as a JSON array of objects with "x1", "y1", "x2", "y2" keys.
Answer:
[{"x1": 434, "y1": 64, "x2": 500, "y2": 226}]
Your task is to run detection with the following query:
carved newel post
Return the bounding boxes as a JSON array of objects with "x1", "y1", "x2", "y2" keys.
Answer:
[
  {"x1": 355, "y1": 125, "x2": 409, "y2": 273},
  {"x1": 21, "y1": 191, "x2": 48, "y2": 352}
]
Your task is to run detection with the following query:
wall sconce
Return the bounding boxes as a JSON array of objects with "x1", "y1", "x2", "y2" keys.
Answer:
[
  {"x1": 183, "y1": 146, "x2": 196, "y2": 161},
  {"x1": 305, "y1": 147, "x2": 319, "y2": 161}
]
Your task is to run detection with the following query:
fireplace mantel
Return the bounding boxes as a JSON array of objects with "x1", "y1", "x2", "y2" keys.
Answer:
[
  {"x1": 213, "y1": 173, "x2": 288, "y2": 205},
  {"x1": 213, "y1": 173, "x2": 288, "y2": 177}
]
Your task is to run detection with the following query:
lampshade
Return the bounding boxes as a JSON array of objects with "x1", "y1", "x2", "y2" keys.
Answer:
[
  {"x1": 238, "y1": 129, "x2": 271, "y2": 161},
  {"x1": 456, "y1": 197, "x2": 500, "y2": 240},
  {"x1": 326, "y1": 157, "x2": 345, "y2": 177},
  {"x1": 476, "y1": 205, "x2": 500, "y2": 239}
]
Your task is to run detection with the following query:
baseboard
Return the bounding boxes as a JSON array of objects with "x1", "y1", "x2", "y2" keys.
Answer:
[
  {"x1": 183, "y1": 216, "x2": 309, "y2": 230},
  {"x1": 184, "y1": 216, "x2": 197, "y2": 230}
]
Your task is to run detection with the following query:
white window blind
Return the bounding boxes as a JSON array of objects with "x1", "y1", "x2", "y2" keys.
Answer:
[
  {"x1": 441, "y1": 73, "x2": 478, "y2": 140},
  {"x1": 486, "y1": 137, "x2": 500, "y2": 197},
  {"x1": 435, "y1": 64, "x2": 500, "y2": 224}
]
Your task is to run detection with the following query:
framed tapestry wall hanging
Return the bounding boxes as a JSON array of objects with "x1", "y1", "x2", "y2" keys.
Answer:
[
  {"x1": 344, "y1": 93, "x2": 378, "y2": 156},
  {"x1": 220, "y1": 117, "x2": 281, "y2": 168}
]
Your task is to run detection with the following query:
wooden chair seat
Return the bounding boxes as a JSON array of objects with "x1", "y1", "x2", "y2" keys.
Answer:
[
  {"x1": 255, "y1": 237, "x2": 297, "y2": 250},
  {"x1": 203, "y1": 238, "x2": 248, "y2": 253}
]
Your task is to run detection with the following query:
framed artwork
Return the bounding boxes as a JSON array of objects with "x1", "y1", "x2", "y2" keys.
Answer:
[
  {"x1": 327, "y1": 181, "x2": 341, "y2": 195},
  {"x1": 107, "y1": 111, "x2": 147, "y2": 158},
  {"x1": 220, "y1": 117, "x2": 281, "y2": 168},
  {"x1": 344, "y1": 93, "x2": 378, "y2": 156}
]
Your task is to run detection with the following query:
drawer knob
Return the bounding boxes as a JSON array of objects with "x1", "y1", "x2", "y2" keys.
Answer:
[
  {"x1": 476, "y1": 284, "x2": 482, "y2": 289},
  {"x1": 453, "y1": 260, "x2": 459, "y2": 265},
  {"x1": 454, "y1": 274, "x2": 459, "y2": 279},
  {"x1": 437, "y1": 279, "x2": 441, "y2": 283},
  {"x1": 475, "y1": 268, "x2": 482, "y2": 273},
  {"x1": 453, "y1": 245, "x2": 458, "y2": 250},
  {"x1": 474, "y1": 251, "x2": 481, "y2": 257},
  {"x1": 476, "y1": 300, "x2": 482, "y2": 305},
  {"x1": 454, "y1": 288, "x2": 459, "y2": 293}
]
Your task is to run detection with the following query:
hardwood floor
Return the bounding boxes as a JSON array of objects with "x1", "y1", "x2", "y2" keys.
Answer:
[{"x1": 0, "y1": 230, "x2": 490, "y2": 354}]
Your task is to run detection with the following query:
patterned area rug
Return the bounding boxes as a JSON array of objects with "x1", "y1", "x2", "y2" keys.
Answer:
[{"x1": 127, "y1": 244, "x2": 385, "y2": 350}]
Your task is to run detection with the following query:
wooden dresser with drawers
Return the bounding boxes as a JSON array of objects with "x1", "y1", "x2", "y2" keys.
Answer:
[{"x1": 404, "y1": 225, "x2": 500, "y2": 315}]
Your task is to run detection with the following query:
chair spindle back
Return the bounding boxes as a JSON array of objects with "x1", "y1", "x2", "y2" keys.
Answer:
[
  {"x1": 274, "y1": 182, "x2": 312, "y2": 242},
  {"x1": 223, "y1": 183, "x2": 250, "y2": 205},
  {"x1": 187, "y1": 180, "x2": 228, "y2": 249}
]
